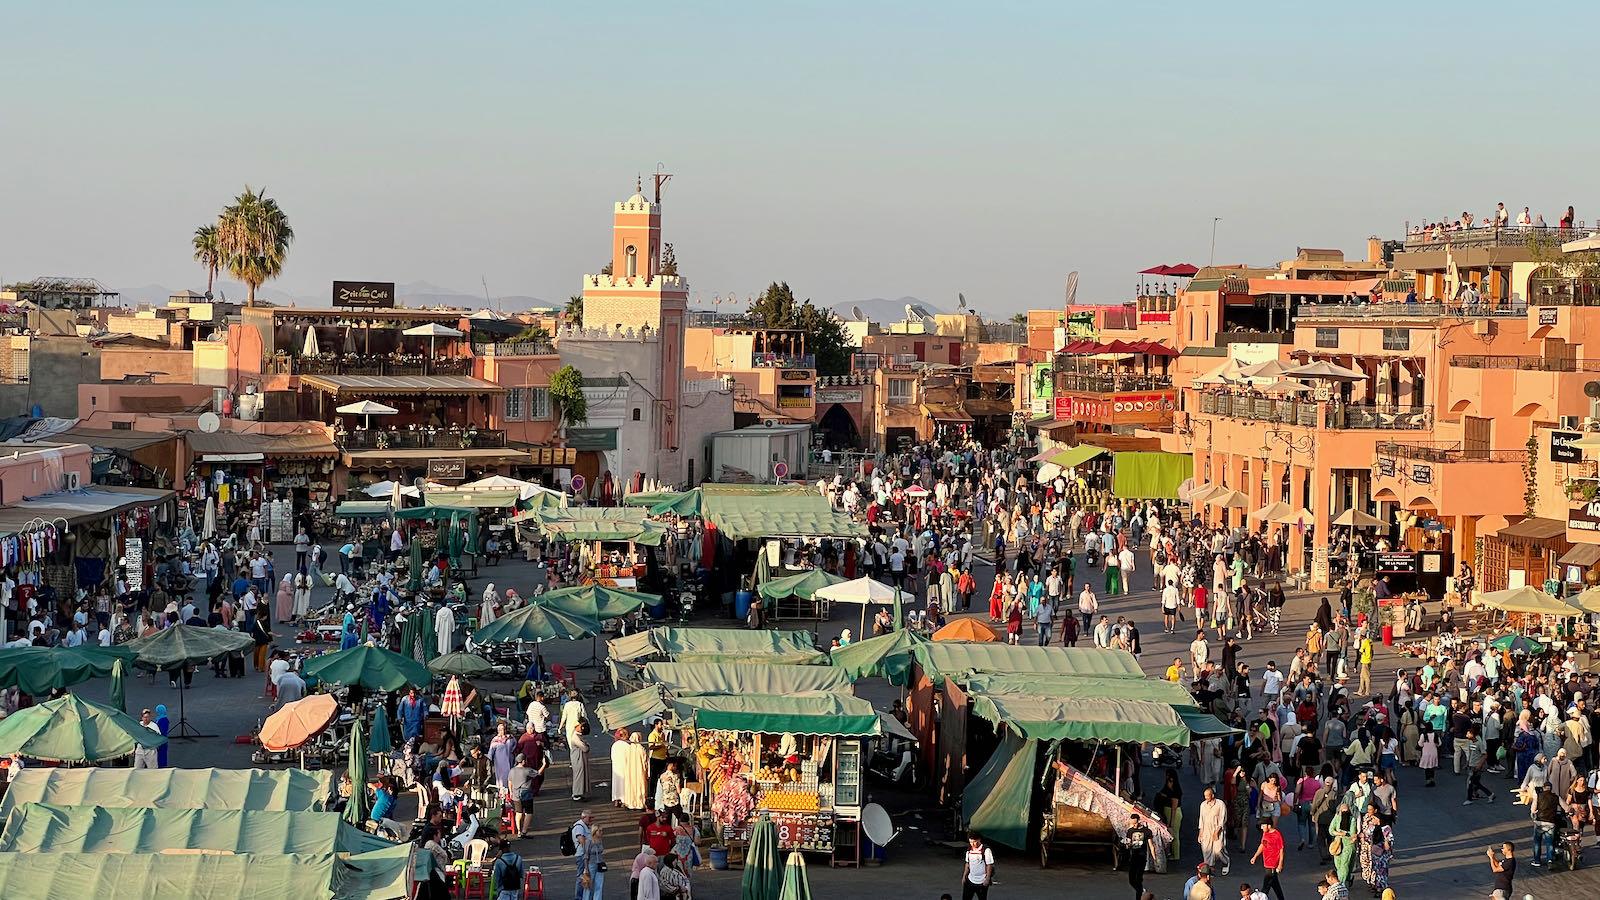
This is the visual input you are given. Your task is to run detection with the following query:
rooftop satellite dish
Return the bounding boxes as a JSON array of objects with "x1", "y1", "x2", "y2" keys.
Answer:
[
  {"x1": 413, "y1": 476, "x2": 429, "y2": 491},
  {"x1": 1064, "y1": 271, "x2": 1080, "y2": 307},
  {"x1": 861, "y1": 803, "x2": 901, "y2": 847},
  {"x1": 852, "y1": 305, "x2": 865, "y2": 322},
  {"x1": 197, "y1": 412, "x2": 220, "y2": 434},
  {"x1": 957, "y1": 292, "x2": 967, "y2": 311}
]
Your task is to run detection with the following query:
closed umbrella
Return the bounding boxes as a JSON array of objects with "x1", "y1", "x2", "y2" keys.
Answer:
[
  {"x1": 109, "y1": 658, "x2": 126, "y2": 713},
  {"x1": 438, "y1": 677, "x2": 466, "y2": 719},
  {"x1": 343, "y1": 716, "x2": 370, "y2": 827},
  {"x1": 428, "y1": 651, "x2": 493, "y2": 678},
  {"x1": 472, "y1": 603, "x2": 601, "y2": 645},
  {"x1": 302, "y1": 325, "x2": 320, "y2": 358},
  {"x1": 302, "y1": 644, "x2": 432, "y2": 692},
  {"x1": 0, "y1": 695, "x2": 166, "y2": 763},
  {"x1": 369, "y1": 704, "x2": 394, "y2": 754},
  {"x1": 203, "y1": 497, "x2": 216, "y2": 539},
  {"x1": 777, "y1": 851, "x2": 813, "y2": 900},
  {"x1": 741, "y1": 814, "x2": 782, "y2": 900},
  {"x1": 408, "y1": 539, "x2": 424, "y2": 592}
]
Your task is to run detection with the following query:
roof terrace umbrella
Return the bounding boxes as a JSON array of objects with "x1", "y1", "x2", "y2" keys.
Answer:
[
  {"x1": 335, "y1": 399, "x2": 399, "y2": 430},
  {"x1": 0, "y1": 695, "x2": 166, "y2": 763},
  {"x1": 1240, "y1": 359, "x2": 1295, "y2": 379},
  {"x1": 1270, "y1": 506, "x2": 1315, "y2": 527},
  {"x1": 1204, "y1": 490, "x2": 1250, "y2": 510},
  {"x1": 402, "y1": 322, "x2": 463, "y2": 357},
  {"x1": 1287, "y1": 360, "x2": 1366, "y2": 381},
  {"x1": 1249, "y1": 501, "x2": 1294, "y2": 522}
]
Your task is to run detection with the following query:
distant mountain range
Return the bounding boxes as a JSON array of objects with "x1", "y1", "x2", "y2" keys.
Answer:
[
  {"x1": 116, "y1": 279, "x2": 555, "y2": 311},
  {"x1": 829, "y1": 296, "x2": 947, "y2": 323}
]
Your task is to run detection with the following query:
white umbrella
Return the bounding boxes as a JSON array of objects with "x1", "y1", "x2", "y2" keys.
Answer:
[
  {"x1": 402, "y1": 322, "x2": 464, "y2": 357},
  {"x1": 815, "y1": 576, "x2": 910, "y2": 637},
  {"x1": 362, "y1": 480, "x2": 420, "y2": 499},
  {"x1": 336, "y1": 399, "x2": 400, "y2": 430},
  {"x1": 1259, "y1": 379, "x2": 1311, "y2": 394},
  {"x1": 1286, "y1": 360, "x2": 1366, "y2": 381},
  {"x1": 1332, "y1": 508, "x2": 1385, "y2": 528},
  {"x1": 1204, "y1": 490, "x2": 1251, "y2": 509},
  {"x1": 1248, "y1": 501, "x2": 1293, "y2": 521},
  {"x1": 202, "y1": 497, "x2": 216, "y2": 539},
  {"x1": 1239, "y1": 359, "x2": 1295, "y2": 379},
  {"x1": 1036, "y1": 462, "x2": 1064, "y2": 482},
  {"x1": 301, "y1": 326, "x2": 320, "y2": 358}
]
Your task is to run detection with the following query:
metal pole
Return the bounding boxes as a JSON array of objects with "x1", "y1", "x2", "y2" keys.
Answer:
[{"x1": 1210, "y1": 218, "x2": 1221, "y2": 265}]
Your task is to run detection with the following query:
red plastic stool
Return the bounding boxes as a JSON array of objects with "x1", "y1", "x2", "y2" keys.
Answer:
[
  {"x1": 460, "y1": 867, "x2": 489, "y2": 899},
  {"x1": 522, "y1": 867, "x2": 544, "y2": 900}
]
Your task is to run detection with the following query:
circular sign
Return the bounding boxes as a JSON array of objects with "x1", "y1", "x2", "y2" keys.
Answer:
[
  {"x1": 570, "y1": 474, "x2": 586, "y2": 493},
  {"x1": 774, "y1": 462, "x2": 789, "y2": 479}
]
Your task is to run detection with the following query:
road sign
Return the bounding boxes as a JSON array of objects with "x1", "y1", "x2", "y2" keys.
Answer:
[
  {"x1": 773, "y1": 462, "x2": 789, "y2": 480},
  {"x1": 570, "y1": 474, "x2": 586, "y2": 493}
]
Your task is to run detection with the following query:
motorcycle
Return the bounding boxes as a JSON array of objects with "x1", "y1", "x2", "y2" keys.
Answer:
[{"x1": 868, "y1": 742, "x2": 919, "y2": 788}]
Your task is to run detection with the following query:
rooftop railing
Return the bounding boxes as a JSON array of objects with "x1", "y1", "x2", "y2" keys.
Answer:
[
  {"x1": 1399, "y1": 224, "x2": 1578, "y2": 251},
  {"x1": 338, "y1": 427, "x2": 507, "y2": 450},
  {"x1": 1055, "y1": 373, "x2": 1174, "y2": 393},
  {"x1": 1375, "y1": 441, "x2": 1524, "y2": 463},
  {"x1": 1450, "y1": 354, "x2": 1600, "y2": 372},
  {"x1": 1196, "y1": 393, "x2": 1432, "y2": 430},
  {"x1": 750, "y1": 352, "x2": 816, "y2": 370},
  {"x1": 1296, "y1": 300, "x2": 1528, "y2": 320},
  {"x1": 270, "y1": 356, "x2": 474, "y2": 376}
]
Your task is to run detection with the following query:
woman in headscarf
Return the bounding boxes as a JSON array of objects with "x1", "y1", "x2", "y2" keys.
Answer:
[
  {"x1": 622, "y1": 732, "x2": 649, "y2": 809},
  {"x1": 569, "y1": 715, "x2": 591, "y2": 802},
  {"x1": 1328, "y1": 801, "x2": 1357, "y2": 886},
  {"x1": 275, "y1": 572, "x2": 295, "y2": 623},
  {"x1": 480, "y1": 583, "x2": 500, "y2": 628},
  {"x1": 340, "y1": 607, "x2": 359, "y2": 651},
  {"x1": 154, "y1": 705, "x2": 170, "y2": 768},
  {"x1": 292, "y1": 569, "x2": 314, "y2": 620},
  {"x1": 503, "y1": 588, "x2": 524, "y2": 613},
  {"x1": 1314, "y1": 596, "x2": 1334, "y2": 634},
  {"x1": 488, "y1": 722, "x2": 515, "y2": 792}
]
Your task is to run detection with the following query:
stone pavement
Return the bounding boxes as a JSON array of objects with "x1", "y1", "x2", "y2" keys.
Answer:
[{"x1": 72, "y1": 540, "x2": 1600, "y2": 898}]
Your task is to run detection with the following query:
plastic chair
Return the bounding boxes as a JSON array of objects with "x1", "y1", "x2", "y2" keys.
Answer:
[
  {"x1": 522, "y1": 866, "x2": 544, "y2": 900},
  {"x1": 549, "y1": 664, "x2": 577, "y2": 692}
]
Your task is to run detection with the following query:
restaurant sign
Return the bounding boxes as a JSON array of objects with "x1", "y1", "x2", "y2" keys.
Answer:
[
  {"x1": 1055, "y1": 391, "x2": 1175, "y2": 426},
  {"x1": 333, "y1": 281, "x2": 396, "y2": 309},
  {"x1": 1411, "y1": 464, "x2": 1432, "y2": 484},
  {"x1": 426, "y1": 457, "x2": 467, "y2": 481},
  {"x1": 1139, "y1": 311, "x2": 1172, "y2": 324},
  {"x1": 1374, "y1": 552, "x2": 1418, "y2": 573},
  {"x1": 816, "y1": 388, "x2": 863, "y2": 404},
  {"x1": 1551, "y1": 430, "x2": 1583, "y2": 464},
  {"x1": 1538, "y1": 307, "x2": 1559, "y2": 326},
  {"x1": 1569, "y1": 499, "x2": 1600, "y2": 533}
]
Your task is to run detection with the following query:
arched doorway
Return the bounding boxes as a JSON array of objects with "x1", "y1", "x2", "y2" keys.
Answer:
[{"x1": 818, "y1": 403, "x2": 862, "y2": 450}]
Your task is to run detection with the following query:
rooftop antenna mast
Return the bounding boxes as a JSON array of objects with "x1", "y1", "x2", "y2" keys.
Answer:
[
  {"x1": 483, "y1": 276, "x2": 497, "y2": 314},
  {"x1": 653, "y1": 163, "x2": 673, "y2": 204}
]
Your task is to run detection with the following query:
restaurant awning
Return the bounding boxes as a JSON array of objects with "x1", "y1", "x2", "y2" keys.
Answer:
[
  {"x1": 1558, "y1": 544, "x2": 1600, "y2": 568},
  {"x1": 188, "y1": 431, "x2": 338, "y2": 461},
  {"x1": 1494, "y1": 517, "x2": 1569, "y2": 548},
  {"x1": 424, "y1": 489, "x2": 521, "y2": 509},
  {"x1": 300, "y1": 374, "x2": 507, "y2": 396},
  {"x1": 0, "y1": 767, "x2": 330, "y2": 819},
  {"x1": 1111, "y1": 451, "x2": 1194, "y2": 500},
  {"x1": 1046, "y1": 445, "x2": 1107, "y2": 469},
  {"x1": 0, "y1": 486, "x2": 175, "y2": 537}
]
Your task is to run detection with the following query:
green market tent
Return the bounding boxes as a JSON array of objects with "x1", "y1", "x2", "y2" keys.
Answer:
[
  {"x1": 596, "y1": 686, "x2": 671, "y2": 731},
  {"x1": 0, "y1": 645, "x2": 138, "y2": 695},
  {"x1": 0, "y1": 804, "x2": 392, "y2": 856},
  {"x1": 1044, "y1": 445, "x2": 1107, "y2": 469},
  {"x1": 0, "y1": 846, "x2": 412, "y2": 900},
  {"x1": 961, "y1": 732, "x2": 1038, "y2": 850},
  {"x1": 648, "y1": 489, "x2": 703, "y2": 517},
  {"x1": 539, "y1": 585, "x2": 660, "y2": 621},
  {"x1": 0, "y1": 695, "x2": 167, "y2": 762},
  {"x1": 515, "y1": 507, "x2": 667, "y2": 545},
  {"x1": 1110, "y1": 451, "x2": 1193, "y2": 500},
  {"x1": 427, "y1": 651, "x2": 493, "y2": 678},
  {"x1": 335, "y1": 501, "x2": 393, "y2": 519},
  {"x1": 963, "y1": 673, "x2": 1238, "y2": 739},
  {"x1": 123, "y1": 625, "x2": 254, "y2": 671},
  {"x1": 472, "y1": 603, "x2": 601, "y2": 644},
  {"x1": 609, "y1": 627, "x2": 824, "y2": 666},
  {"x1": 424, "y1": 489, "x2": 520, "y2": 509},
  {"x1": 1175, "y1": 707, "x2": 1244, "y2": 739},
  {"x1": 673, "y1": 692, "x2": 880, "y2": 737},
  {"x1": 606, "y1": 630, "x2": 659, "y2": 664},
  {"x1": 301, "y1": 645, "x2": 432, "y2": 692},
  {"x1": 0, "y1": 767, "x2": 330, "y2": 820},
  {"x1": 640, "y1": 662, "x2": 853, "y2": 696},
  {"x1": 912, "y1": 643, "x2": 1145, "y2": 688},
  {"x1": 623, "y1": 490, "x2": 688, "y2": 509},
  {"x1": 757, "y1": 569, "x2": 847, "y2": 601},
  {"x1": 827, "y1": 630, "x2": 929, "y2": 686},
  {"x1": 696, "y1": 483, "x2": 868, "y2": 539},
  {"x1": 967, "y1": 692, "x2": 1191, "y2": 746}
]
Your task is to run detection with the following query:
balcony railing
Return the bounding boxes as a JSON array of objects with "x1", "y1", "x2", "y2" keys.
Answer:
[
  {"x1": 473, "y1": 342, "x2": 556, "y2": 356},
  {"x1": 750, "y1": 352, "x2": 815, "y2": 370},
  {"x1": 270, "y1": 356, "x2": 474, "y2": 376},
  {"x1": 1197, "y1": 393, "x2": 1433, "y2": 430},
  {"x1": 1297, "y1": 300, "x2": 1528, "y2": 320},
  {"x1": 1529, "y1": 276, "x2": 1600, "y2": 307},
  {"x1": 338, "y1": 428, "x2": 507, "y2": 450},
  {"x1": 1451, "y1": 354, "x2": 1600, "y2": 372},
  {"x1": 1399, "y1": 224, "x2": 1577, "y2": 251},
  {"x1": 1055, "y1": 373, "x2": 1174, "y2": 393},
  {"x1": 1375, "y1": 441, "x2": 1524, "y2": 463}
]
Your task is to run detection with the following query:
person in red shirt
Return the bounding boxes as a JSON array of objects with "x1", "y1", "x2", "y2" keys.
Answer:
[
  {"x1": 1249, "y1": 820, "x2": 1286, "y2": 900},
  {"x1": 644, "y1": 808, "x2": 674, "y2": 857}
]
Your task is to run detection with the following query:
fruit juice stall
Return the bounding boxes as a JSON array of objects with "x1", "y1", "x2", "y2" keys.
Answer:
[{"x1": 687, "y1": 692, "x2": 881, "y2": 867}]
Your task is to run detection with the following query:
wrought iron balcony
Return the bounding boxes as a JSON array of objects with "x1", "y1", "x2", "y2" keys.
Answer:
[{"x1": 337, "y1": 428, "x2": 507, "y2": 450}]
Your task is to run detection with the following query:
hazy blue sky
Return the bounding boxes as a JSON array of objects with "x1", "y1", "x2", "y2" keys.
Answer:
[{"x1": 4, "y1": 2, "x2": 1598, "y2": 314}]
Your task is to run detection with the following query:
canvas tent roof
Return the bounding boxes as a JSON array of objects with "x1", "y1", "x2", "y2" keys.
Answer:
[
  {"x1": 968, "y1": 692, "x2": 1192, "y2": 745},
  {"x1": 596, "y1": 686, "x2": 671, "y2": 731},
  {"x1": 0, "y1": 804, "x2": 392, "y2": 856},
  {"x1": 639, "y1": 662, "x2": 852, "y2": 696},
  {"x1": 696, "y1": 483, "x2": 868, "y2": 539},
  {"x1": 0, "y1": 768, "x2": 329, "y2": 820},
  {"x1": 610, "y1": 627, "x2": 824, "y2": 666},
  {"x1": 962, "y1": 673, "x2": 1239, "y2": 739},
  {"x1": 672, "y1": 692, "x2": 880, "y2": 737},
  {"x1": 0, "y1": 846, "x2": 411, "y2": 900},
  {"x1": 913, "y1": 643, "x2": 1144, "y2": 687}
]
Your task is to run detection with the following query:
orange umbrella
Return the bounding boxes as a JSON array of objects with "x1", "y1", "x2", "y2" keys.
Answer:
[
  {"x1": 932, "y1": 618, "x2": 998, "y2": 642},
  {"x1": 258, "y1": 694, "x2": 339, "y2": 752}
]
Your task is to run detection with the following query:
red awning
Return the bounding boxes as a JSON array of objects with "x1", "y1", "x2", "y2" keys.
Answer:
[
  {"x1": 1102, "y1": 340, "x2": 1139, "y2": 353},
  {"x1": 1134, "y1": 341, "x2": 1179, "y2": 357},
  {"x1": 1139, "y1": 264, "x2": 1199, "y2": 277}
]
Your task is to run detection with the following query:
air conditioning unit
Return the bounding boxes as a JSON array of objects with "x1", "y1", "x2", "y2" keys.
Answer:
[
  {"x1": 764, "y1": 419, "x2": 779, "y2": 427},
  {"x1": 62, "y1": 472, "x2": 81, "y2": 491},
  {"x1": 1585, "y1": 417, "x2": 1600, "y2": 431},
  {"x1": 1561, "y1": 415, "x2": 1582, "y2": 430}
]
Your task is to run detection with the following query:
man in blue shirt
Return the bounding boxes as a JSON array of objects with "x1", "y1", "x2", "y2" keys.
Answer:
[{"x1": 398, "y1": 686, "x2": 427, "y2": 743}]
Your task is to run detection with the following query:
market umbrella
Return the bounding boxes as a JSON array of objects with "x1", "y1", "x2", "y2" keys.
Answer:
[
  {"x1": 109, "y1": 658, "x2": 126, "y2": 713},
  {"x1": 1186, "y1": 484, "x2": 1224, "y2": 506},
  {"x1": 302, "y1": 325, "x2": 320, "y2": 358},
  {"x1": 428, "y1": 651, "x2": 493, "y2": 678},
  {"x1": 741, "y1": 814, "x2": 782, "y2": 900},
  {"x1": 258, "y1": 694, "x2": 339, "y2": 753},
  {"x1": 540, "y1": 584, "x2": 660, "y2": 620},
  {"x1": 815, "y1": 576, "x2": 910, "y2": 636},
  {"x1": 1332, "y1": 508, "x2": 1386, "y2": 529},
  {"x1": 343, "y1": 716, "x2": 370, "y2": 827},
  {"x1": 1270, "y1": 506, "x2": 1315, "y2": 528},
  {"x1": 302, "y1": 644, "x2": 433, "y2": 692},
  {"x1": 439, "y1": 677, "x2": 466, "y2": 719},
  {"x1": 369, "y1": 704, "x2": 394, "y2": 754},
  {"x1": 777, "y1": 851, "x2": 813, "y2": 900},
  {"x1": 1239, "y1": 359, "x2": 1296, "y2": 379},
  {"x1": 335, "y1": 399, "x2": 399, "y2": 430},
  {"x1": 472, "y1": 603, "x2": 602, "y2": 645},
  {"x1": 932, "y1": 618, "x2": 998, "y2": 642},
  {"x1": 1477, "y1": 586, "x2": 1581, "y2": 617},
  {"x1": 757, "y1": 570, "x2": 846, "y2": 604},
  {"x1": 0, "y1": 695, "x2": 165, "y2": 763},
  {"x1": 202, "y1": 496, "x2": 216, "y2": 539},
  {"x1": 0, "y1": 645, "x2": 138, "y2": 696},
  {"x1": 1489, "y1": 634, "x2": 1546, "y2": 656},
  {"x1": 1572, "y1": 586, "x2": 1600, "y2": 615},
  {"x1": 123, "y1": 625, "x2": 253, "y2": 740},
  {"x1": 402, "y1": 322, "x2": 463, "y2": 358},
  {"x1": 1248, "y1": 501, "x2": 1294, "y2": 522},
  {"x1": 1203, "y1": 489, "x2": 1251, "y2": 510},
  {"x1": 1286, "y1": 360, "x2": 1366, "y2": 381}
]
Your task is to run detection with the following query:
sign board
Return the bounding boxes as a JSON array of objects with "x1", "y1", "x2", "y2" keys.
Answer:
[
  {"x1": 1031, "y1": 363, "x2": 1054, "y2": 401},
  {"x1": 1054, "y1": 391, "x2": 1176, "y2": 426},
  {"x1": 1568, "y1": 499, "x2": 1600, "y2": 533},
  {"x1": 1375, "y1": 552, "x2": 1418, "y2": 573},
  {"x1": 1138, "y1": 311, "x2": 1173, "y2": 324},
  {"x1": 773, "y1": 461, "x2": 789, "y2": 479},
  {"x1": 124, "y1": 537, "x2": 145, "y2": 592},
  {"x1": 1312, "y1": 545, "x2": 1329, "y2": 586},
  {"x1": 1377, "y1": 457, "x2": 1396, "y2": 476},
  {"x1": 1538, "y1": 307, "x2": 1559, "y2": 326},
  {"x1": 817, "y1": 388, "x2": 863, "y2": 404},
  {"x1": 1228, "y1": 342, "x2": 1281, "y2": 367},
  {"x1": 780, "y1": 369, "x2": 811, "y2": 381},
  {"x1": 569, "y1": 474, "x2": 586, "y2": 494},
  {"x1": 426, "y1": 458, "x2": 467, "y2": 482},
  {"x1": 1030, "y1": 397, "x2": 1049, "y2": 417},
  {"x1": 332, "y1": 281, "x2": 396, "y2": 309},
  {"x1": 1551, "y1": 430, "x2": 1583, "y2": 463},
  {"x1": 1411, "y1": 464, "x2": 1432, "y2": 484}
]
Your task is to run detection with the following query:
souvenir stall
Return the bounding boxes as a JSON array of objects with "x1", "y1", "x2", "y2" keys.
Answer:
[
  {"x1": 689, "y1": 693, "x2": 880, "y2": 867},
  {"x1": 0, "y1": 486, "x2": 176, "y2": 610},
  {"x1": 184, "y1": 432, "x2": 338, "y2": 526},
  {"x1": 393, "y1": 506, "x2": 479, "y2": 575}
]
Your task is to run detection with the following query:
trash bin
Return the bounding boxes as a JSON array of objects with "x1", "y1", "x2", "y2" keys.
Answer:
[
  {"x1": 1381, "y1": 624, "x2": 1393, "y2": 646},
  {"x1": 735, "y1": 590, "x2": 754, "y2": 620}
]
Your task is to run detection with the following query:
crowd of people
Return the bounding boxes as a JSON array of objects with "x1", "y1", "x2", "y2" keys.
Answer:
[{"x1": 1407, "y1": 203, "x2": 1579, "y2": 240}]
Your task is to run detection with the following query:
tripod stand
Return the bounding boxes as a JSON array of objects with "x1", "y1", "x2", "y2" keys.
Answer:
[{"x1": 163, "y1": 663, "x2": 214, "y2": 740}]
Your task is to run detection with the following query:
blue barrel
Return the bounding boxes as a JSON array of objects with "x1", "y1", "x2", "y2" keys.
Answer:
[
  {"x1": 735, "y1": 590, "x2": 754, "y2": 620},
  {"x1": 648, "y1": 599, "x2": 668, "y2": 620}
]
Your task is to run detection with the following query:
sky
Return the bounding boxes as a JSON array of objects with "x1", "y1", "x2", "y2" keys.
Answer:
[{"x1": 4, "y1": 2, "x2": 1600, "y2": 316}]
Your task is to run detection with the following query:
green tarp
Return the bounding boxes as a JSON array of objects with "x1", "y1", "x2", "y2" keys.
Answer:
[
  {"x1": 0, "y1": 646, "x2": 138, "y2": 695},
  {"x1": 301, "y1": 645, "x2": 433, "y2": 692},
  {"x1": 827, "y1": 630, "x2": 928, "y2": 686},
  {"x1": 335, "y1": 501, "x2": 392, "y2": 519},
  {"x1": 963, "y1": 672, "x2": 1197, "y2": 706},
  {"x1": 672, "y1": 651, "x2": 826, "y2": 665},
  {"x1": 606, "y1": 630, "x2": 659, "y2": 664},
  {"x1": 0, "y1": 846, "x2": 412, "y2": 900},
  {"x1": 913, "y1": 643, "x2": 1145, "y2": 688},
  {"x1": 1176, "y1": 707, "x2": 1243, "y2": 739},
  {"x1": 0, "y1": 804, "x2": 392, "y2": 856},
  {"x1": 623, "y1": 491, "x2": 689, "y2": 509},
  {"x1": 697, "y1": 483, "x2": 868, "y2": 539},
  {"x1": 123, "y1": 625, "x2": 254, "y2": 671},
  {"x1": 647, "y1": 627, "x2": 823, "y2": 664},
  {"x1": 424, "y1": 489, "x2": 519, "y2": 509},
  {"x1": 1045, "y1": 445, "x2": 1107, "y2": 469},
  {"x1": 968, "y1": 692, "x2": 1191, "y2": 746},
  {"x1": 1110, "y1": 450, "x2": 1193, "y2": 500},
  {"x1": 675, "y1": 692, "x2": 880, "y2": 737},
  {"x1": 516, "y1": 507, "x2": 667, "y2": 545},
  {"x1": 962, "y1": 733, "x2": 1037, "y2": 850},
  {"x1": 758, "y1": 569, "x2": 847, "y2": 601},
  {"x1": 0, "y1": 768, "x2": 330, "y2": 820},
  {"x1": 596, "y1": 686, "x2": 670, "y2": 732},
  {"x1": 640, "y1": 662, "x2": 852, "y2": 696},
  {"x1": 395, "y1": 505, "x2": 477, "y2": 521},
  {"x1": 648, "y1": 489, "x2": 704, "y2": 517},
  {"x1": 540, "y1": 585, "x2": 660, "y2": 621}
]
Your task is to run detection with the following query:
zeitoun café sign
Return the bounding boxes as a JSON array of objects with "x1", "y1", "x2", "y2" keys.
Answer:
[{"x1": 332, "y1": 281, "x2": 396, "y2": 309}]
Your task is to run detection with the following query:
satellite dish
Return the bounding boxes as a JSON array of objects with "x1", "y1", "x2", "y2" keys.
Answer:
[
  {"x1": 1585, "y1": 380, "x2": 1600, "y2": 399},
  {"x1": 1064, "y1": 271, "x2": 1080, "y2": 307},
  {"x1": 852, "y1": 305, "x2": 865, "y2": 322},
  {"x1": 861, "y1": 803, "x2": 900, "y2": 847},
  {"x1": 197, "y1": 412, "x2": 220, "y2": 434},
  {"x1": 413, "y1": 476, "x2": 428, "y2": 491},
  {"x1": 957, "y1": 292, "x2": 967, "y2": 311}
]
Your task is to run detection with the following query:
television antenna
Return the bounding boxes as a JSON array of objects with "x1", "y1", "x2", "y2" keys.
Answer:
[{"x1": 652, "y1": 163, "x2": 673, "y2": 204}]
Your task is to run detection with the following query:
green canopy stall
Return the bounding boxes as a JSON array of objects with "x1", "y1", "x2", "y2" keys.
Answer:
[
  {"x1": 0, "y1": 767, "x2": 331, "y2": 819},
  {"x1": 675, "y1": 692, "x2": 880, "y2": 737},
  {"x1": 0, "y1": 645, "x2": 138, "y2": 695},
  {"x1": 0, "y1": 846, "x2": 413, "y2": 900},
  {"x1": 640, "y1": 662, "x2": 853, "y2": 696},
  {"x1": 301, "y1": 645, "x2": 432, "y2": 693},
  {"x1": 826, "y1": 629, "x2": 928, "y2": 686},
  {"x1": 0, "y1": 804, "x2": 392, "y2": 856}
]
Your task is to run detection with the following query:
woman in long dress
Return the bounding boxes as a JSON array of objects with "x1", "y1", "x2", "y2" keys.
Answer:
[
  {"x1": 275, "y1": 573, "x2": 295, "y2": 624},
  {"x1": 1329, "y1": 804, "x2": 1357, "y2": 886},
  {"x1": 488, "y1": 723, "x2": 514, "y2": 792},
  {"x1": 480, "y1": 583, "x2": 499, "y2": 628},
  {"x1": 622, "y1": 732, "x2": 649, "y2": 809}
]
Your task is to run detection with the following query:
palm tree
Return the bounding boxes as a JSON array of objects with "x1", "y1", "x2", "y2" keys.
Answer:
[
  {"x1": 563, "y1": 295, "x2": 584, "y2": 328},
  {"x1": 192, "y1": 225, "x2": 222, "y2": 297},
  {"x1": 216, "y1": 186, "x2": 293, "y2": 306}
]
